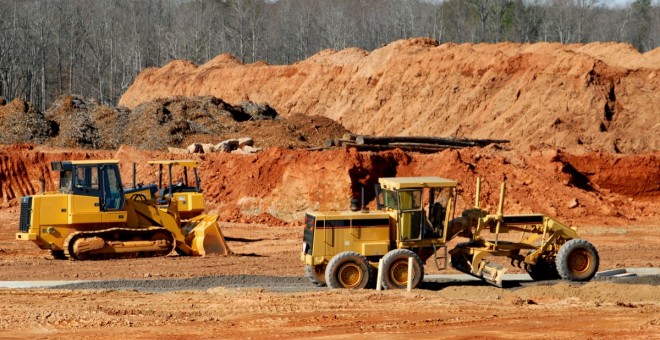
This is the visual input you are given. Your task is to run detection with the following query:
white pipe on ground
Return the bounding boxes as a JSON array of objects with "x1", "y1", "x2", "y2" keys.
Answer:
[
  {"x1": 407, "y1": 257, "x2": 413, "y2": 292},
  {"x1": 376, "y1": 258, "x2": 383, "y2": 291}
]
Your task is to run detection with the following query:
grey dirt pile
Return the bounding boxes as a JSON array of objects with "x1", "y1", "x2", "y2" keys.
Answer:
[
  {"x1": 49, "y1": 274, "x2": 660, "y2": 293},
  {"x1": 52, "y1": 275, "x2": 312, "y2": 293}
]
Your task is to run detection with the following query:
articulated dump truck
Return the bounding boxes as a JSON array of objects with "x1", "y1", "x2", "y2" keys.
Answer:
[
  {"x1": 15, "y1": 160, "x2": 231, "y2": 260},
  {"x1": 301, "y1": 177, "x2": 599, "y2": 289}
]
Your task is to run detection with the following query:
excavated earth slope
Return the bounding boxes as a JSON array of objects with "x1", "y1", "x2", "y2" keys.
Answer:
[
  {"x1": 0, "y1": 145, "x2": 657, "y2": 226},
  {"x1": 120, "y1": 39, "x2": 660, "y2": 154}
]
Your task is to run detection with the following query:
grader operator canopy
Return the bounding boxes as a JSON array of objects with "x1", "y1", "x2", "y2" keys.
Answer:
[{"x1": 378, "y1": 177, "x2": 457, "y2": 190}]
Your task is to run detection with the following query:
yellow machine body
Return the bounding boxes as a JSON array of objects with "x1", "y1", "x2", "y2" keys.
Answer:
[
  {"x1": 302, "y1": 176, "x2": 599, "y2": 289},
  {"x1": 16, "y1": 159, "x2": 230, "y2": 260},
  {"x1": 146, "y1": 160, "x2": 206, "y2": 219},
  {"x1": 302, "y1": 210, "x2": 392, "y2": 266}
]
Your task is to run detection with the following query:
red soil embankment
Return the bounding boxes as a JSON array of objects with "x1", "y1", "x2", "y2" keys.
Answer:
[
  {"x1": 120, "y1": 39, "x2": 660, "y2": 154},
  {"x1": 1, "y1": 145, "x2": 657, "y2": 225}
]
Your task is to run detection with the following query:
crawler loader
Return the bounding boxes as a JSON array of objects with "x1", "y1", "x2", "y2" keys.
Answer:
[
  {"x1": 301, "y1": 177, "x2": 599, "y2": 289},
  {"x1": 15, "y1": 160, "x2": 231, "y2": 260}
]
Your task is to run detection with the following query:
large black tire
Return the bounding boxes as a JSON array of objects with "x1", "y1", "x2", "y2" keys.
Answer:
[
  {"x1": 380, "y1": 249, "x2": 424, "y2": 290},
  {"x1": 305, "y1": 265, "x2": 327, "y2": 287},
  {"x1": 526, "y1": 257, "x2": 561, "y2": 281},
  {"x1": 325, "y1": 252, "x2": 371, "y2": 289},
  {"x1": 555, "y1": 239, "x2": 599, "y2": 281}
]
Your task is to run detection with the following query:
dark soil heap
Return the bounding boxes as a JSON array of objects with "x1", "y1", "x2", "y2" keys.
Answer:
[{"x1": 0, "y1": 95, "x2": 350, "y2": 150}]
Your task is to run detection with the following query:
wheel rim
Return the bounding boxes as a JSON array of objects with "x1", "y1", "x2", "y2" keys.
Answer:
[
  {"x1": 568, "y1": 249, "x2": 590, "y2": 273},
  {"x1": 390, "y1": 261, "x2": 409, "y2": 286},
  {"x1": 338, "y1": 263, "x2": 362, "y2": 288}
]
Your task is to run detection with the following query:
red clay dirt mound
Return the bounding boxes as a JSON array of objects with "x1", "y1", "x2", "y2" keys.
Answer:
[
  {"x1": 120, "y1": 38, "x2": 660, "y2": 154},
  {"x1": 1, "y1": 145, "x2": 657, "y2": 226}
]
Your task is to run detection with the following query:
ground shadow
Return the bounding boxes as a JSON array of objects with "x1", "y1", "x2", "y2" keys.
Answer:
[
  {"x1": 235, "y1": 252, "x2": 267, "y2": 257},
  {"x1": 225, "y1": 237, "x2": 266, "y2": 243},
  {"x1": 419, "y1": 280, "x2": 525, "y2": 291}
]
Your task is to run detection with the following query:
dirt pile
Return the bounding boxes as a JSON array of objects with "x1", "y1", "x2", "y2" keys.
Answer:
[
  {"x1": 0, "y1": 95, "x2": 348, "y2": 151},
  {"x1": 1, "y1": 145, "x2": 657, "y2": 225},
  {"x1": 0, "y1": 98, "x2": 54, "y2": 144},
  {"x1": 120, "y1": 39, "x2": 660, "y2": 154}
]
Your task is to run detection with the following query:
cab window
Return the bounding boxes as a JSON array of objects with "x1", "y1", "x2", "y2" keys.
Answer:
[
  {"x1": 382, "y1": 189, "x2": 398, "y2": 210},
  {"x1": 75, "y1": 166, "x2": 99, "y2": 190},
  {"x1": 102, "y1": 165, "x2": 124, "y2": 211},
  {"x1": 399, "y1": 190, "x2": 421, "y2": 210},
  {"x1": 59, "y1": 170, "x2": 72, "y2": 192}
]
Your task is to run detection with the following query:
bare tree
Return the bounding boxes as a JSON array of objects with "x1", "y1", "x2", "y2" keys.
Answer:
[{"x1": 0, "y1": 0, "x2": 656, "y2": 109}]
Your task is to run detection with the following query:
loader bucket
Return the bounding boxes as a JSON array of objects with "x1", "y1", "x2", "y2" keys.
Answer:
[{"x1": 183, "y1": 215, "x2": 232, "y2": 256}]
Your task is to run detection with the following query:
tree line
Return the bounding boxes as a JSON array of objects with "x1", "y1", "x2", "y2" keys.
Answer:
[{"x1": 0, "y1": 0, "x2": 657, "y2": 111}]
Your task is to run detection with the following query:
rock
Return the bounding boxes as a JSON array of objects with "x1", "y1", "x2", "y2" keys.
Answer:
[
  {"x1": 568, "y1": 198, "x2": 579, "y2": 209},
  {"x1": 240, "y1": 101, "x2": 277, "y2": 119},
  {"x1": 224, "y1": 139, "x2": 239, "y2": 148},
  {"x1": 187, "y1": 143, "x2": 203, "y2": 154},
  {"x1": 215, "y1": 139, "x2": 239, "y2": 153},
  {"x1": 168, "y1": 147, "x2": 190, "y2": 155},
  {"x1": 201, "y1": 143, "x2": 216, "y2": 153},
  {"x1": 231, "y1": 145, "x2": 262, "y2": 155},
  {"x1": 230, "y1": 148, "x2": 250, "y2": 155},
  {"x1": 215, "y1": 142, "x2": 232, "y2": 153},
  {"x1": 238, "y1": 137, "x2": 254, "y2": 147}
]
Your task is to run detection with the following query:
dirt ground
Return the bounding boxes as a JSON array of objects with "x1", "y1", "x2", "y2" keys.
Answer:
[
  {"x1": 0, "y1": 36, "x2": 658, "y2": 338},
  {"x1": 0, "y1": 206, "x2": 659, "y2": 338}
]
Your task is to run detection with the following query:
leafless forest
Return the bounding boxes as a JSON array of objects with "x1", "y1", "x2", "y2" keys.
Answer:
[{"x1": 0, "y1": 0, "x2": 657, "y2": 110}]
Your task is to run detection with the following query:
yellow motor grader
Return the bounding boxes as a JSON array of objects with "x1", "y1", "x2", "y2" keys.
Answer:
[
  {"x1": 301, "y1": 177, "x2": 599, "y2": 289},
  {"x1": 15, "y1": 160, "x2": 230, "y2": 260}
]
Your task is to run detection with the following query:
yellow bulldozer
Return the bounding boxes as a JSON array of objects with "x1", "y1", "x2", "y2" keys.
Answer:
[
  {"x1": 301, "y1": 177, "x2": 599, "y2": 289},
  {"x1": 15, "y1": 159, "x2": 231, "y2": 260}
]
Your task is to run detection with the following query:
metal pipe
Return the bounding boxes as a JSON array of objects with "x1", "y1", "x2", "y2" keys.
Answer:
[
  {"x1": 193, "y1": 168, "x2": 200, "y2": 192},
  {"x1": 475, "y1": 177, "x2": 481, "y2": 208},
  {"x1": 497, "y1": 182, "x2": 506, "y2": 216},
  {"x1": 158, "y1": 164, "x2": 163, "y2": 189},
  {"x1": 132, "y1": 163, "x2": 136, "y2": 188},
  {"x1": 168, "y1": 164, "x2": 173, "y2": 198},
  {"x1": 40, "y1": 177, "x2": 45, "y2": 194},
  {"x1": 494, "y1": 182, "x2": 506, "y2": 247},
  {"x1": 361, "y1": 185, "x2": 366, "y2": 212}
]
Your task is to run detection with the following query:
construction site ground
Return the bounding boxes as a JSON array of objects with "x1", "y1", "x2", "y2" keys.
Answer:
[
  {"x1": 0, "y1": 39, "x2": 659, "y2": 338},
  {"x1": 1, "y1": 205, "x2": 659, "y2": 338}
]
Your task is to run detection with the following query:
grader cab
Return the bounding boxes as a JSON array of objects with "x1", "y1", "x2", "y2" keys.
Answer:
[{"x1": 301, "y1": 176, "x2": 599, "y2": 289}]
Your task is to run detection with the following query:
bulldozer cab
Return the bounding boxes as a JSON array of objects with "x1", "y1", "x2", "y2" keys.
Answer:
[
  {"x1": 148, "y1": 160, "x2": 205, "y2": 219},
  {"x1": 148, "y1": 160, "x2": 201, "y2": 199},
  {"x1": 376, "y1": 177, "x2": 457, "y2": 244},
  {"x1": 53, "y1": 160, "x2": 125, "y2": 211}
]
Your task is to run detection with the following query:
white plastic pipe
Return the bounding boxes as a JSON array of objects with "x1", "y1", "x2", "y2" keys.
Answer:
[
  {"x1": 407, "y1": 257, "x2": 413, "y2": 292},
  {"x1": 376, "y1": 258, "x2": 383, "y2": 291}
]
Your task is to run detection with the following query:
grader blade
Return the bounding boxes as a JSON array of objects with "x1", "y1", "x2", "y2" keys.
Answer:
[
  {"x1": 183, "y1": 215, "x2": 232, "y2": 256},
  {"x1": 451, "y1": 246, "x2": 507, "y2": 287},
  {"x1": 478, "y1": 261, "x2": 506, "y2": 287}
]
